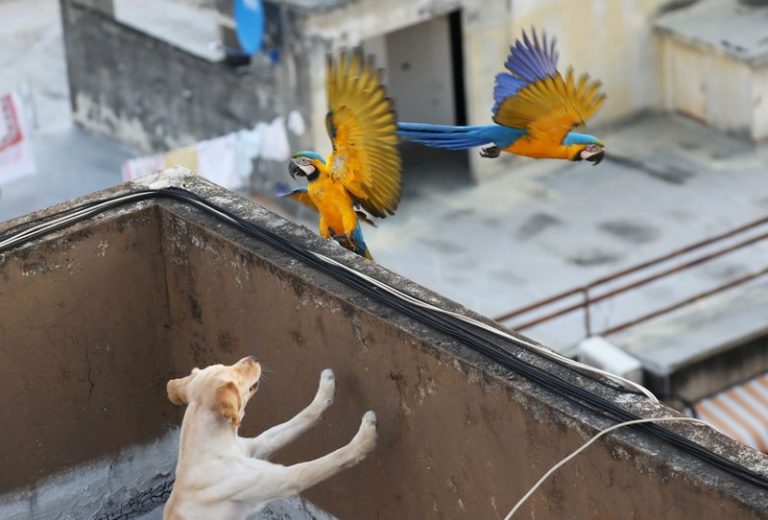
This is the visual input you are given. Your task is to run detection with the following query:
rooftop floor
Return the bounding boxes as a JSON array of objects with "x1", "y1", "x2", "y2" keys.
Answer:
[
  {"x1": 5, "y1": 0, "x2": 768, "y2": 363},
  {"x1": 611, "y1": 278, "x2": 768, "y2": 377},
  {"x1": 365, "y1": 114, "x2": 768, "y2": 354},
  {"x1": 0, "y1": 0, "x2": 130, "y2": 222}
]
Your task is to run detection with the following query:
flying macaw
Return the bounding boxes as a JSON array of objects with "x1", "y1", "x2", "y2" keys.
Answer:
[
  {"x1": 397, "y1": 29, "x2": 606, "y2": 165},
  {"x1": 283, "y1": 50, "x2": 402, "y2": 260}
]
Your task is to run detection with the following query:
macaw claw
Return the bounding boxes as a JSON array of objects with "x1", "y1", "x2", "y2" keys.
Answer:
[
  {"x1": 328, "y1": 230, "x2": 356, "y2": 251},
  {"x1": 337, "y1": 235, "x2": 355, "y2": 251},
  {"x1": 480, "y1": 146, "x2": 501, "y2": 158}
]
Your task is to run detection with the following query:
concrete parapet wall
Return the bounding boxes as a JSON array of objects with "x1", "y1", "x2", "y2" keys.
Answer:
[{"x1": 0, "y1": 174, "x2": 767, "y2": 518}]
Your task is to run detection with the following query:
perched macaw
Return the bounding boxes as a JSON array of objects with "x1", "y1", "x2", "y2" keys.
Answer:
[
  {"x1": 283, "y1": 50, "x2": 402, "y2": 259},
  {"x1": 398, "y1": 29, "x2": 607, "y2": 165}
]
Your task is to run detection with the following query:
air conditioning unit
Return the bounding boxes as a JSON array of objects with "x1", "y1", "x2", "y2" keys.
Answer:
[{"x1": 577, "y1": 336, "x2": 644, "y2": 384}]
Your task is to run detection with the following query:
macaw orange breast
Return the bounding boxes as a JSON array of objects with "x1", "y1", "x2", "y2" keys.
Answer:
[
  {"x1": 307, "y1": 175, "x2": 354, "y2": 235},
  {"x1": 504, "y1": 138, "x2": 582, "y2": 160}
]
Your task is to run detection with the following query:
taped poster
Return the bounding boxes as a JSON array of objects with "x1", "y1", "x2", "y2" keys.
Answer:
[{"x1": 0, "y1": 89, "x2": 36, "y2": 184}]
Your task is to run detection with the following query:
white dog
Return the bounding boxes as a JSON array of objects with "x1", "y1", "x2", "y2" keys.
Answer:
[{"x1": 163, "y1": 356, "x2": 377, "y2": 519}]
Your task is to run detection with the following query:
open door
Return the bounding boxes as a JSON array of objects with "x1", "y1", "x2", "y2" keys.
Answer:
[{"x1": 365, "y1": 11, "x2": 471, "y2": 198}]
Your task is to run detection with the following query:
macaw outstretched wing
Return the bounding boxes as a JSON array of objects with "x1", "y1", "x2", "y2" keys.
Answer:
[
  {"x1": 325, "y1": 49, "x2": 402, "y2": 219},
  {"x1": 280, "y1": 187, "x2": 318, "y2": 212},
  {"x1": 492, "y1": 29, "x2": 606, "y2": 145},
  {"x1": 280, "y1": 188, "x2": 377, "y2": 227}
]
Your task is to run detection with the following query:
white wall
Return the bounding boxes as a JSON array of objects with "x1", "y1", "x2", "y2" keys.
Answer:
[
  {"x1": 383, "y1": 16, "x2": 457, "y2": 125},
  {"x1": 499, "y1": 0, "x2": 669, "y2": 126},
  {"x1": 753, "y1": 66, "x2": 768, "y2": 141},
  {"x1": 659, "y1": 35, "x2": 757, "y2": 140},
  {"x1": 303, "y1": 0, "x2": 671, "y2": 180}
]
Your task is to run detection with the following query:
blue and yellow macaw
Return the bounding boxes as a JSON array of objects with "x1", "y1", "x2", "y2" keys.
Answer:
[
  {"x1": 283, "y1": 50, "x2": 402, "y2": 259},
  {"x1": 398, "y1": 29, "x2": 606, "y2": 164}
]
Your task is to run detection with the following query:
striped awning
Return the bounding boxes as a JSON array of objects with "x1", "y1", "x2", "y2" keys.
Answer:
[{"x1": 694, "y1": 372, "x2": 768, "y2": 453}]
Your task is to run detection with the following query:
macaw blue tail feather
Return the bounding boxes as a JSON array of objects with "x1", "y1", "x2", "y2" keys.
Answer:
[
  {"x1": 351, "y1": 222, "x2": 373, "y2": 259},
  {"x1": 332, "y1": 221, "x2": 372, "y2": 259},
  {"x1": 397, "y1": 123, "x2": 524, "y2": 150},
  {"x1": 397, "y1": 123, "x2": 494, "y2": 150}
]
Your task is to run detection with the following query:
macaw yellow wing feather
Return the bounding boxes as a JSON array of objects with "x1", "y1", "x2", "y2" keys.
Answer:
[
  {"x1": 325, "y1": 49, "x2": 402, "y2": 219},
  {"x1": 494, "y1": 67, "x2": 606, "y2": 145}
]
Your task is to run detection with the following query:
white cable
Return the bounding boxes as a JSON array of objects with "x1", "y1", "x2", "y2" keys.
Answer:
[
  {"x1": 312, "y1": 251, "x2": 658, "y2": 401},
  {"x1": 1, "y1": 190, "x2": 657, "y2": 401},
  {"x1": 504, "y1": 416, "x2": 709, "y2": 519}
]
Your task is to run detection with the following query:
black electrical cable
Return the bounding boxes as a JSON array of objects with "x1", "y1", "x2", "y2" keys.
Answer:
[
  {"x1": 0, "y1": 190, "x2": 161, "y2": 245},
  {"x1": 3, "y1": 186, "x2": 768, "y2": 492}
]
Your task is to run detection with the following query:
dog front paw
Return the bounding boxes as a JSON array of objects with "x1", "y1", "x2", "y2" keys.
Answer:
[
  {"x1": 314, "y1": 369, "x2": 336, "y2": 409},
  {"x1": 350, "y1": 411, "x2": 377, "y2": 463}
]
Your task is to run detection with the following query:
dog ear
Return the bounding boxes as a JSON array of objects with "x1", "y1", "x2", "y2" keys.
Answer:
[
  {"x1": 214, "y1": 381, "x2": 242, "y2": 427},
  {"x1": 167, "y1": 370, "x2": 197, "y2": 405}
]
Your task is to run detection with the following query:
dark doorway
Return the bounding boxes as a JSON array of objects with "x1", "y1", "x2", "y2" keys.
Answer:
[{"x1": 364, "y1": 11, "x2": 472, "y2": 199}]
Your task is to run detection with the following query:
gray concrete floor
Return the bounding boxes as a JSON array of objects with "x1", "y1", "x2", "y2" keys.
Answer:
[
  {"x1": 136, "y1": 497, "x2": 335, "y2": 520},
  {"x1": 368, "y1": 114, "x2": 768, "y2": 354},
  {"x1": 0, "y1": 127, "x2": 134, "y2": 222},
  {"x1": 0, "y1": 0, "x2": 132, "y2": 223}
]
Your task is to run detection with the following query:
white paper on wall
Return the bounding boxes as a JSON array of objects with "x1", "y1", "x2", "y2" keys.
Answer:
[
  {"x1": 121, "y1": 114, "x2": 295, "y2": 190},
  {"x1": 0, "y1": 89, "x2": 37, "y2": 184}
]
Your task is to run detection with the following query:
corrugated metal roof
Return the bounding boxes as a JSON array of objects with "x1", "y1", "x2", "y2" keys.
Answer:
[{"x1": 694, "y1": 372, "x2": 768, "y2": 453}]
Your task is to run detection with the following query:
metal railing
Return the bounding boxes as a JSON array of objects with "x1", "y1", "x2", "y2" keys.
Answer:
[{"x1": 494, "y1": 215, "x2": 768, "y2": 338}]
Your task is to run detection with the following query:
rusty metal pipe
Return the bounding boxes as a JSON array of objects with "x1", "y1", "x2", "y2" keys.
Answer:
[
  {"x1": 495, "y1": 215, "x2": 768, "y2": 324},
  {"x1": 598, "y1": 266, "x2": 768, "y2": 336},
  {"x1": 581, "y1": 230, "x2": 768, "y2": 308}
]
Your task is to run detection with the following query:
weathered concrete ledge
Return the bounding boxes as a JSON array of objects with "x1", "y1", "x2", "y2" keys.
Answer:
[{"x1": 0, "y1": 171, "x2": 767, "y2": 518}]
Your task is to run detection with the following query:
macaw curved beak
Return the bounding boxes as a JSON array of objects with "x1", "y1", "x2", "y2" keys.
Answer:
[
  {"x1": 289, "y1": 157, "x2": 317, "y2": 178},
  {"x1": 580, "y1": 144, "x2": 605, "y2": 166},
  {"x1": 288, "y1": 158, "x2": 304, "y2": 179}
]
